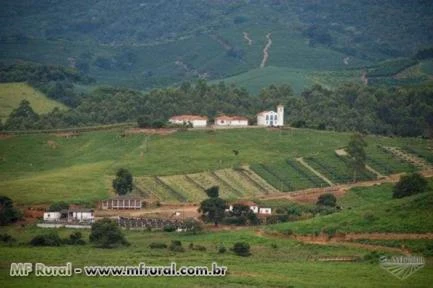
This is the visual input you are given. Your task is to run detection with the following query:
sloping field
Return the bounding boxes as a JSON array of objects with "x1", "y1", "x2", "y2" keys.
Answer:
[
  {"x1": 366, "y1": 145, "x2": 417, "y2": 175},
  {"x1": 0, "y1": 82, "x2": 67, "y2": 121}
]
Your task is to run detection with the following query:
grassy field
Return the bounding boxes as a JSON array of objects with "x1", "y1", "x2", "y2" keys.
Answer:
[
  {"x1": 0, "y1": 225, "x2": 432, "y2": 287},
  {"x1": 270, "y1": 183, "x2": 433, "y2": 234},
  {"x1": 0, "y1": 83, "x2": 67, "y2": 121},
  {"x1": 0, "y1": 128, "x2": 430, "y2": 205}
]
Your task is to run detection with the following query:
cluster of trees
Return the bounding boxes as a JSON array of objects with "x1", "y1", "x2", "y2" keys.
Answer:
[
  {"x1": 0, "y1": 62, "x2": 93, "y2": 107},
  {"x1": 0, "y1": 196, "x2": 21, "y2": 226},
  {"x1": 2, "y1": 61, "x2": 433, "y2": 138}
]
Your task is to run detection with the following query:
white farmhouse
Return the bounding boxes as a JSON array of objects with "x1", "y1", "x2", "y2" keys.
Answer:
[
  {"x1": 43, "y1": 212, "x2": 61, "y2": 222},
  {"x1": 67, "y1": 208, "x2": 94, "y2": 223},
  {"x1": 257, "y1": 105, "x2": 284, "y2": 127},
  {"x1": 169, "y1": 115, "x2": 208, "y2": 128},
  {"x1": 214, "y1": 115, "x2": 249, "y2": 127}
]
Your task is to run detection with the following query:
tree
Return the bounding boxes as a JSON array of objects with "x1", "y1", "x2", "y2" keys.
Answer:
[
  {"x1": 346, "y1": 133, "x2": 367, "y2": 182},
  {"x1": 393, "y1": 173, "x2": 428, "y2": 199},
  {"x1": 89, "y1": 218, "x2": 129, "y2": 248},
  {"x1": 48, "y1": 201, "x2": 69, "y2": 212},
  {"x1": 199, "y1": 186, "x2": 227, "y2": 226},
  {"x1": 0, "y1": 196, "x2": 21, "y2": 226},
  {"x1": 316, "y1": 193, "x2": 337, "y2": 207},
  {"x1": 4, "y1": 100, "x2": 39, "y2": 130},
  {"x1": 112, "y1": 168, "x2": 133, "y2": 195}
]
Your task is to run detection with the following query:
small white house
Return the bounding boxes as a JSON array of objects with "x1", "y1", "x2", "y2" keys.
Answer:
[
  {"x1": 43, "y1": 212, "x2": 61, "y2": 222},
  {"x1": 228, "y1": 201, "x2": 259, "y2": 214},
  {"x1": 257, "y1": 105, "x2": 284, "y2": 127},
  {"x1": 214, "y1": 115, "x2": 249, "y2": 127},
  {"x1": 259, "y1": 208, "x2": 272, "y2": 215},
  {"x1": 67, "y1": 209, "x2": 94, "y2": 223},
  {"x1": 169, "y1": 115, "x2": 208, "y2": 128}
]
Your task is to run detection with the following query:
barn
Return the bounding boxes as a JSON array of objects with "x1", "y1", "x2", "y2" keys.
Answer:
[
  {"x1": 214, "y1": 115, "x2": 249, "y2": 127},
  {"x1": 169, "y1": 115, "x2": 208, "y2": 128}
]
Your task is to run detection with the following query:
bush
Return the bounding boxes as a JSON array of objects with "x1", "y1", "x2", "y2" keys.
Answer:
[
  {"x1": 232, "y1": 242, "x2": 251, "y2": 257},
  {"x1": 169, "y1": 240, "x2": 185, "y2": 252},
  {"x1": 0, "y1": 233, "x2": 16, "y2": 243},
  {"x1": 218, "y1": 245, "x2": 226, "y2": 254},
  {"x1": 322, "y1": 226, "x2": 338, "y2": 238},
  {"x1": 149, "y1": 242, "x2": 167, "y2": 249},
  {"x1": 30, "y1": 232, "x2": 62, "y2": 247},
  {"x1": 64, "y1": 232, "x2": 85, "y2": 245},
  {"x1": 183, "y1": 218, "x2": 203, "y2": 234},
  {"x1": 163, "y1": 225, "x2": 176, "y2": 232},
  {"x1": 363, "y1": 251, "x2": 384, "y2": 263},
  {"x1": 363, "y1": 212, "x2": 378, "y2": 223},
  {"x1": 89, "y1": 218, "x2": 129, "y2": 248},
  {"x1": 393, "y1": 173, "x2": 428, "y2": 199},
  {"x1": 0, "y1": 196, "x2": 21, "y2": 225},
  {"x1": 316, "y1": 193, "x2": 337, "y2": 207},
  {"x1": 191, "y1": 244, "x2": 206, "y2": 251}
]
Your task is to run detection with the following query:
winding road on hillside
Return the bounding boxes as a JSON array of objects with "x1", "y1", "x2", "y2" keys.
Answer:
[
  {"x1": 260, "y1": 33, "x2": 272, "y2": 68},
  {"x1": 243, "y1": 32, "x2": 252, "y2": 46}
]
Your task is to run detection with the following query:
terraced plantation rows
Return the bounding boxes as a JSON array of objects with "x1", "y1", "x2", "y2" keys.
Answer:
[
  {"x1": 304, "y1": 154, "x2": 376, "y2": 184},
  {"x1": 135, "y1": 168, "x2": 275, "y2": 203},
  {"x1": 250, "y1": 159, "x2": 329, "y2": 192},
  {"x1": 366, "y1": 145, "x2": 417, "y2": 175},
  {"x1": 403, "y1": 146, "x2": 433, "y2": 164}
]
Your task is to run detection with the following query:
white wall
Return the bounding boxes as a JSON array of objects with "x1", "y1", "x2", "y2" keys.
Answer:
[
  {"x1": 71, "y1": 212, "x2": 94, "y2": 222},
  {"x1": 43, "y1": 212, "x2": 61, "y2": 222},
  {"x1": 259, "y1": 208, "x2": 272, "y2": 215},
  {"x1": 191, "y1": 119, "x2": 207, "y2": 127},
  {"x1": 215, "y1": 119, "x2": 248, "y2": 126}
]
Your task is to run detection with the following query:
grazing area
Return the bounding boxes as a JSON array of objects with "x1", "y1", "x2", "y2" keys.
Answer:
[{"x1": 0, "y1": 128, "x2": 430, "y2": 205}]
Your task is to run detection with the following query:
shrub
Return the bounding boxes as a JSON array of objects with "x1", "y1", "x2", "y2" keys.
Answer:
[
  {"x1": 218, "y1": 245, "x2": 226, "y2": 254},
  {"x1": 322, "y1": 226, "x2": 338, "y2": 238},
  {"x1": 89, "y1": 218, "x2": 129, "y2": 248},
  {"x1": 183, "y1": 218, "x2": 203, "y2": 234},
  {"x1": 191, "y1": 244, "x2": 206, "y2": 251},
  {"x1": 169, "y1": 240, "x2": 185, "y2": 252},
  {"x1": 0, "y1": 233, "x2": 16, "y2": 243},
  {"x1": 163, "y1": 225, "x2": 176, "y2": 232},
  {"x1": 149, "y1": 242, "x2": 167, "y2": 249},
  {"x1": 64, "y1": 232, "x2": 85, "y2": 245},
  {"x1": 393, "y1": 173, "x2": 428, "y2": 199},
  {"x1": 0, "y1": 196, "x2": 21, "y2": 225},
  {"x1": 30, "y1": 232, "x2": 62, "y2": 247},
  {"x1": 48, "y1": 201, "x2": 69, "y2": 212},
  {"x1": 316, "y1": 193, "x2": 337, "y2": 207},
  {"x1": 232, "y1": 242, "x2": 251, "y2": 257},
  {"x1": 363, "y1": 212, "x2": 378, "y2": 223},
  {"x1": 363, "y1": 251, "x2": 384, "y2": 263}
]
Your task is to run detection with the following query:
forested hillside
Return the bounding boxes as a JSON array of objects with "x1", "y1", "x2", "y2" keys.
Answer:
[{"x1": 1, "y1": 0, "x2": 432, "y2": 90}]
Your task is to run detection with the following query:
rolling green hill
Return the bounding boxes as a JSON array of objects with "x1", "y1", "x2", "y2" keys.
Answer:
[
  {"x1": 0, "y1": 128, "x2": 430, "y2": 205},
  {"x1": 0, "y1": 83, "x2": 67, "y2": 121},
  {"x1": 1, "y1": 1, "x2": 432, "y2": 91}
]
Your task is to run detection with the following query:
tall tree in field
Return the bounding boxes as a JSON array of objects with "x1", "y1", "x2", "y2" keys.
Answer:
[
  {"x1": 199, "y1": 186, "x2": 227, "y2": 227},
  {"x1": 112, "y1": 168, "x2": 133, "y2": 195},
  {"x1": 346, "y1": 133, "x2": 367, "y2": 182}
]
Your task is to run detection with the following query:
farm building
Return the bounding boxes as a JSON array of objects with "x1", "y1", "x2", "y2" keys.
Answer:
[
  {"x1": 43, "y1": 212, "x2": 61, "y2": 222},
  {"x1": 257, "y1": 105, "x2": 284, "y2": 127},
  {"x1": 214, "y1": 115, "x2": 249, "y2": 127},
  {"x1": 169, "y1": 115, "x2": 208, "y2": 128},
  {"x1": 101, "y1": 195, "x2": 142, "y2": 210},
  {"x1": 228, "y1": 201, "x2": 272, "y2": 215},
  {"x1": 67, "y1": 208, "x2": 94, "y2": 223}
]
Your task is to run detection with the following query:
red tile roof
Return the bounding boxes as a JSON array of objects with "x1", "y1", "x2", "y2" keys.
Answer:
[
  {"x1": 170, "y1": 115, "x2": 208, "y2": 121},
  {"x1": 215, "y1": 115, "x2": 248, "y2": 121}
]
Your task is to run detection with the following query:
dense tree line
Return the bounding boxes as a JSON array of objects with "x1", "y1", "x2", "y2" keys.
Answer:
[{"x1": 2, "y1": 64, "x2": 433, "y2": 137}]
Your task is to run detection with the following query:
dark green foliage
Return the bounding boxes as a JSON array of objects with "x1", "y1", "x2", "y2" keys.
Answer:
[
  {"x1": 414, "y1": 48, "x2": 433, "y2": 60},
  {"x1": 367, "y1": 59, "x2": 418, "y2": 77},
  {"x1": 346, "y1": 134, "x2": 368, "y2": 182},
  {"x1": 363, "y1": 251, "x2": 384, "y2": 264},
  {"x1": 149, "y1": 242, "x2": 167, "y2": 249},
  {"x1": 225, "y1": 203, "x2": 259, "y2": 226},
  {"x1": 30, "y1": 232, "x2": 62, "y2": 247},
  {"x1": 393, "y1": 173, "x2": 428, "y2": 199},
  {"x1": 190, "y1": 244, "x2": 206, "y2": 251},
  {"x1": 205, "y1": 186, "x2": 220, "y2": 198},
  {"x1": 89, "y1": 218, "x2": 129, "y2": 248},
  {"x1": 316, "y1": 193, "x2": 337, "y2": 207},
  {"x1": 4, "y1": 100, "x2": 40, "y2": 130},
  {"x1": 0, "y1": 196, "x2": 21, "y2": 226},
  {"x1": 232, "y1": 242, "x2": 251, "y2": 257},
  {"x1": 199, "y1": 197, "x2": 228, "y2": 227},
  {"x1": 48, "y1": 201, "x2": 69, "y2": 212},
  {"x1": 112, "y1": 168, "x2": 133, "y2": 195},
  {"x1": 169, "y1": 240, "x2": 184, "y2": 252},
  {"x1": 0, "y1": 233, "x2": 16, "y2": 243},
  {"x1": 64, "y1": 232, "x2": 85, "y2": 245},
  {"x1": 183, "y1": 218, "x2": 203, "y2": 234},
  {"x1": 218, "y1": 245, "x2": 227, "y2": 254},
  {"x1": 163, "y1": 225, "x2": 176, "y2": 232}
]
